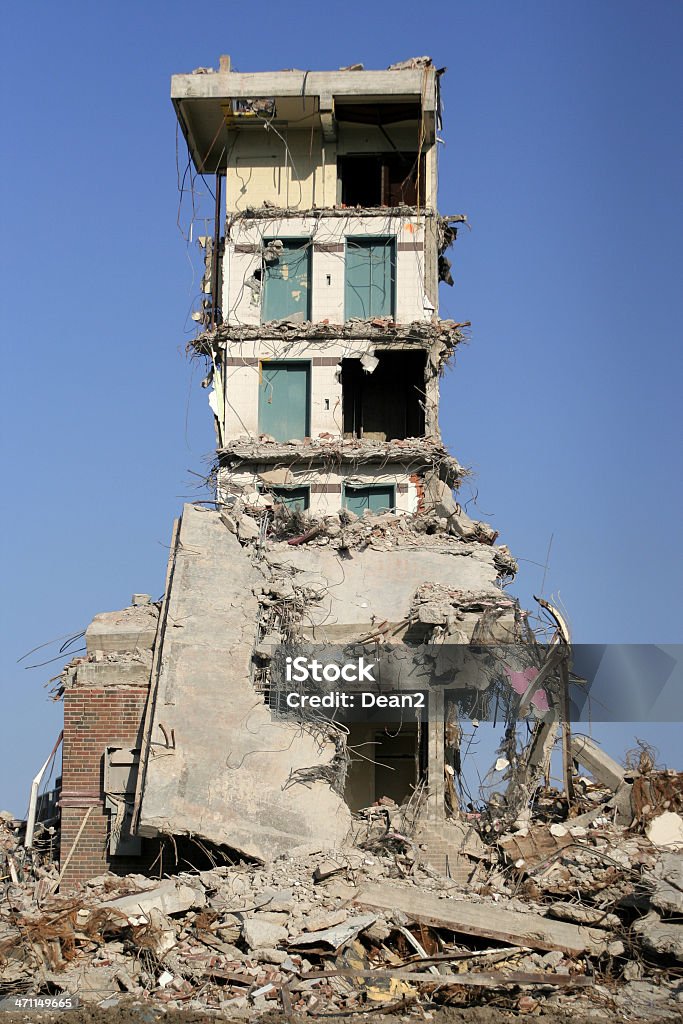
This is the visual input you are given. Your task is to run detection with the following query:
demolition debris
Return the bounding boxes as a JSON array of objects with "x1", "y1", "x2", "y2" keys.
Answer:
[{"x1": 2, "y1": 771, "x2": 683, "y2": 1019}]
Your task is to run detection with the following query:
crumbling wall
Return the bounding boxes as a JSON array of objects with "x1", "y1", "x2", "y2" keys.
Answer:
[
  {"x1": 59, "y1": 602, "x2": 161, "y2": 885},
  {"x1": 136, "y1": 504, "x2": 352, "y2": 861},
  {"x1": 265, "y1": 544, "x2": 505, "y2": 643}
]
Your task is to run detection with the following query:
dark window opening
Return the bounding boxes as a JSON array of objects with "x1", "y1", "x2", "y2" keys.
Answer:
[
  {"x1": 339, "y1": 153, "x2": 425, "y2": 207},
  {"x1": 344, "y1": 722, "x2": 427, "y2": 811},
  {"x1": 335, "y1": 102, "x2": 423, "y2": 126},
  {"x1": 341, "y1": 351, "x2": 426, "y2": 441}
]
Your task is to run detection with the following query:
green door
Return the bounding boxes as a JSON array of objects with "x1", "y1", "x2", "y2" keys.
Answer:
[
  {"x1": 262, "y1": 239, "x2": 310, "y2": 322},
  {"x1": 258, "y1": 362, "x2": 310, "y2": 441},
  {"x1": 344, "y1": 484, "x2": 395, "y2": 515},
  {"x1": 345, "y1": 238, "x2": 395, "y2": 319},
  {"x1": 270, "y1": 486, "x2": 310, "y2": 512}
]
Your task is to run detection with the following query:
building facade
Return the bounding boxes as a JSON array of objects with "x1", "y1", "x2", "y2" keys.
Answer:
[{"x1": 58, "y1": 57, "x2": 531, "y2": 886}]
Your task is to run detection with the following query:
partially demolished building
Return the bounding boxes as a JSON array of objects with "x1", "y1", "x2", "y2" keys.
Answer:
[
  {"x1": 6, "y1": 56, "x2": 683, "y2": 1019},
  {"x1": 58, "y1": 57, "x2": 547, "y2": 886}
]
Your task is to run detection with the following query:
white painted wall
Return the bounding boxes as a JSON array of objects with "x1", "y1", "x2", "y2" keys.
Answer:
[
  {"x1": 224, "y1": 127, "x2": 436, "y2": 213},
  {"x1": 223, "y1": 214, "x2": 433, "y2": 326}
]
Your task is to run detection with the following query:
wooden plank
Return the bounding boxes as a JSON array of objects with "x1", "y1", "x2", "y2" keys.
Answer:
[{"x1": 336, "y1": 882, "x2": 609, "y2": 955}]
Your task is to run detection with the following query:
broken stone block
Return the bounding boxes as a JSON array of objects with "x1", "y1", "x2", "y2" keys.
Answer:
[
  {"x1": 417, "y1": 602, "x2": 448, "y2": 625},
  {"x1": 237, "y1": 514, "x2": 260, "y2": 541},
  {"x1": 633, "y1": 910, "x2": 683, "y2": 961},
  {"x1": 646, "y1": 811, "x2": 683, "y2": 850},
  {"x1": 289, "y1": 913, "x2": 377, "y2": 951},
  {"x1": 570, "y1": 735, "x2": 626, "y2": 792},
  {"x1": 258, "y1": 468, "x2": 293, "y2": 486},
  {"x1": 303, "y1": 908, "x2": 348, "y2": 932},
  {"x1": 546, "y1": 902, "x2": 620, "y2": 929},
  {"x1": 313, "y1": 853, "x2": 364, "y2": 882},
  {"x1": 144, "y1": 907, "x2": 177, "y2": 957},
  {"x1": 252, "y1": 910, "x2": 290, "y2": 926},
  {"x1": 253, "y1": 947, "x2": 288, "y2": 964},
  {"x1": 242, "y1": 917, "x2": 288, "y2": 950}
]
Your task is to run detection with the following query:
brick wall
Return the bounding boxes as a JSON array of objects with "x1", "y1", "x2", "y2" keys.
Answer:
[{"x1": 59, "y1": 687, "x2": 158, "y2": 889}]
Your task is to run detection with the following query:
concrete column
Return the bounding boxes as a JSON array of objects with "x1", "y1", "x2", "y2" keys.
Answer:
[{"x1": 428, "y1": 687, "x2": 445, "y2": 821}]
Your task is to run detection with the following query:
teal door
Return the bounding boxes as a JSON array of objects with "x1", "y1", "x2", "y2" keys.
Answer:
[
  {"x1": 258, "y1": 362, "x2": 310, "y2": 441},
  {"x1": 344, "y1": 484, "x2": 395, "y2": 515},
  {"x1": 270, "y1": 486, "x2": 310, "y2": 512},
  {"x1": 345, "y1": 238, "x2": 395, "y2": 319},
  {"x1": 262, "y1": 239, "x2": 310, "y2": 322}
]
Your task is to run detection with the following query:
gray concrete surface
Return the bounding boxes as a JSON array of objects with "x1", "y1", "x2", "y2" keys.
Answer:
[{"x1": 137, "y1": 505, "x2": 351, "y2": 861}]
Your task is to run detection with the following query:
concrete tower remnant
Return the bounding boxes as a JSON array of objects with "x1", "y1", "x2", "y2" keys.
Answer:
[{"x1": 59, "y1": 57, "x2": 557, "y2": 886}]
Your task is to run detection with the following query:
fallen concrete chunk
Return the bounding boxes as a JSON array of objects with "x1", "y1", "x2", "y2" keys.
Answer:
[
  {"x1": 304, "y1": 908, "x2": 348, "y2": 932},
  {"x1": 646, "y1": 812, "x2": 683, "y2": 850},
  {"x1": 313, "y1": 853, "x2": 364, "y2": 882},
  {"x1": 498, "y1": 827, "x2": 572, "y2": 869},
  {"x1": 571, "y1": 736, "x2": 626, "y2": 792},
  {"x1": 336, "y1": 882, "x2": 610, "y2": 955},
  {"x1": 289, "y1": 913, "x2": 377, "y2": 951},
  {"x1": 633, "y1": 911, "x2": 683, "y2": 961},
  {"x1": 242, "y1": 917, "x2": 288, "y2": 950},
  {"x1": 546, "y1": 902, "x2": 620, "y2": 929},
  {"x1": 649, "y1": 853, "x2": 683, "y2": 914},
  {"x1": 98, "y1": 879, "x2": 204, "y2": 924},
  {"x1": 237, "y1": 513, "x2": 260, "y2": 541}
]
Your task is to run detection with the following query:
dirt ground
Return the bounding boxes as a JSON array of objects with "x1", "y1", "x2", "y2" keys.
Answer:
[{"x1": 0, "y1": 1003, "x2": 678, "y2": 1024}]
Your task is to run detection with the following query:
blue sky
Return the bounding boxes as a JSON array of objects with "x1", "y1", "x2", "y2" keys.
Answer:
[{"x1": 1, "y1": 1, "x2": 682, "y2": 814}]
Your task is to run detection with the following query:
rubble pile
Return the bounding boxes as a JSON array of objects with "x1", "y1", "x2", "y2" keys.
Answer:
[
  {"x1": 221, "y1": 499, "x2": 518, "y2": 577},
  {"x1": 2, "y1": 773, "x2": 683, "y2": 1019},
  {"x1": 0, "y1": 812, "x2": 58, "y2": 895}
]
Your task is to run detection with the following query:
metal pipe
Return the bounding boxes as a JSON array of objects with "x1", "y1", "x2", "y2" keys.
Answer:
[{"x1": 210, "y1": 172, "x2": 223, "y2": 327}]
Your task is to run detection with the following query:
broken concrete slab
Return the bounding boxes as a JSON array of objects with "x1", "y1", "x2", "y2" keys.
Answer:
[
  {"x1": 85, "y1": 603, "x2": 159, "y2": 656},
  {"x1": 136, "y1": 504, "x2": 351, "y2": 861},
  {"x1": 648, "y1": 853, "x2": 683, "y2": 914},
  {"x1": 546, "y1": 902, "x2": 621, "y2": 930},
  {"x1": 289, "y1": 913, "x2": 377, "y2": 951},
  {"x1": 304, "y1": 908, "x2": 348, "y2": 932},
  {"x1": 334, "y1": 881, "x2": 611, "y2": 955},
  {"x1": 633, "y1": 911, "x2": 683, "y2": 961},
  {"x1": 313, "y1": 853, "x2": 365, "y2": 882},
  {"x1": 98, "y1": 878, "x2": 204, "y2": 924}
]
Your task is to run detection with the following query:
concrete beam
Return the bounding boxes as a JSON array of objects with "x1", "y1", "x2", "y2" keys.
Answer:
[
  {"x1": 571, "y1": 735, "x2": 626, "y2": 792},
  {"x1": 171, "y1": 68, "x2": 437, "y2": 107}
]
